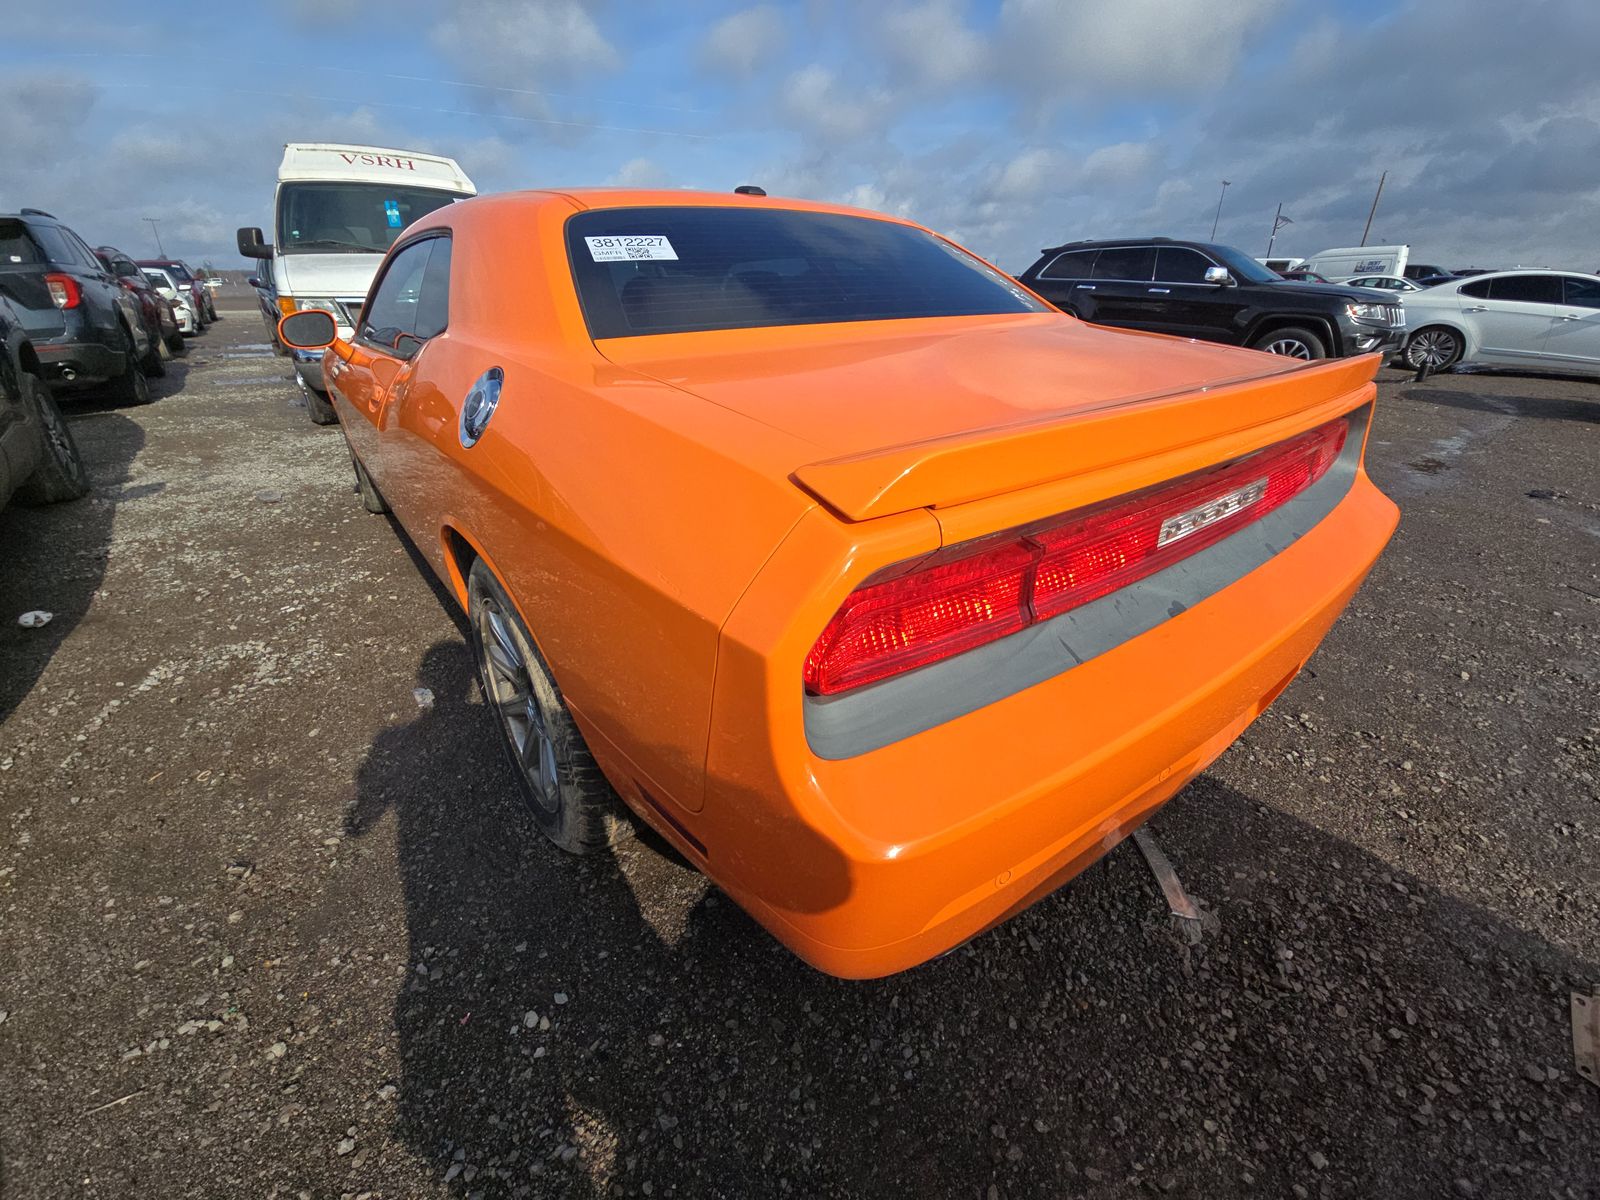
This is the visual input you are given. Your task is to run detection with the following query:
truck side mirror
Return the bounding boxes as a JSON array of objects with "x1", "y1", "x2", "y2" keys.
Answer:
[
  {"x1": 1204, "y1": 266, "x2": 1236, "y2": 287},
  {"x1": 237, "y1": 226, "x2": 273, "y2": 260}
]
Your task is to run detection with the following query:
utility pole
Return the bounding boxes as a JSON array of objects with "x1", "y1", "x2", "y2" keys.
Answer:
[
  {"x1": 1210, "y1": 180, "x2": 1231, "y2": 241},
  {"x1": 1266, "y1": 204, "x2": 1293, "y2": 257},
  {"x1": 1359, "y1": 171, "x2": 1387, "y2": 247},
  {"x1": 142, "y1": 217, "x2": 166, "y2": 257}
]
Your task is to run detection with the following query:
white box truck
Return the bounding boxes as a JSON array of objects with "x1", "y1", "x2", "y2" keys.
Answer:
[
  {"x1": 1301, "y1": 244, "x2": 1409, "y2": 283},
  {"x1": 237, "y1": 144, "x2": 476, "y2": 424}
]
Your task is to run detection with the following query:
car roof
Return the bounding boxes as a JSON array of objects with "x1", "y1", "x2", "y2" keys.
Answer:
[{"x1": 517, "y1": 187, "x2": 929, "y2": 227}]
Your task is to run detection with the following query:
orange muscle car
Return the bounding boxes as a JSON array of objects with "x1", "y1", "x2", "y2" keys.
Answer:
[{"x1": 277, "y1": 188, "x2": 1398, "y2": 978}]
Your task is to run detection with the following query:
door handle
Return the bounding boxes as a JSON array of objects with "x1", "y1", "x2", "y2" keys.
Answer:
[
  {"x1": 1148, "y1": 288, "x2": 1171, "y2": 294},
  {"x1": 1463, "y1": 305, "x2": 1487, "y2": 312},
  {"x1": 1074, "y1": 284, "x2": 1096, "y2": 290}
]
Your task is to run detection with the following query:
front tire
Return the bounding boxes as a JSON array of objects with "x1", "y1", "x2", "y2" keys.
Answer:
[
  {"x1": 141, "y1": 323, "x2": 165, "y2": 376},
  {"x1": 348, "y1": 446, "x2": 388, "y2": 513},
  {"x1": 1249, "y1": 326, "x2": 1327, "y2": 360},
  {"x1": 166, "y1": 329, "x2": 187, "y2": 356},
  {"x1": 1404, "y1": 326, "x2": 1464, "y2": 371},
  {"x1": 467, "y1": 560, "x2": 630, "y2": 854},
  {"x1": 16, "y1": 375, "x2": 89, "y2": 504},
  {"x1": 301, "y1": 378, "x2": 338, "y2": 426}
]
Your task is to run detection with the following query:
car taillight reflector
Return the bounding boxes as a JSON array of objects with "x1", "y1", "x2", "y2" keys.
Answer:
[
  {"x1": 803, "y1": 417, "x2": 1349, "y2": 696},
  {"x1": 44, "y1": 273, "x2": 81, "y2": 309}
]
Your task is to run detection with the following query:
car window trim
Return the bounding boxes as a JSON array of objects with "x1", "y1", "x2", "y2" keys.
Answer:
[
  {"x1": 1152, "y1": 246, "x2": 1224, "y2": 286},
  {"x1": 354, "y1": 230, "x2": 452, "y2": 360},
  {"x1": 1037, "y1": 248, "x2": 1100, "y2": 281}
]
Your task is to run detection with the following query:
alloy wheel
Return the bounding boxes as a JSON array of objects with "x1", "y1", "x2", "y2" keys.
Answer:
[
  {"x1": 1263, "y1": 336, "x2": 1315, "y2": 359},
  {"x1": 1408, "y1": 330, "x2": 1459, "y2": 369},
  {"x1": 476, "y1": 599, "x2": 559, "y2": 813}
]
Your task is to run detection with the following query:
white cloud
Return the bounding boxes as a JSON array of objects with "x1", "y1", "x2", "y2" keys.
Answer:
[
  {"x1": 780, "y1": 64, "x2": 892, "y2": 144},
  {"x1": 701, "y1": 5, "x2": 786, "y2": 78},
  {"x1": 1081, "y1": 141, "x2": 1158, "y2": 187},
  {"x1": 608, "y1": 157, "x2": 669, "y2": 188},
  {"x1": 880, "y1": 0, "x2": 989, "y2": 89},
  {"x1": 998, "y1": 0, "x2": 1285, "y2": 96},
  {"x1": 430, "y1": 0, "x2": 619, "y2": 119}
]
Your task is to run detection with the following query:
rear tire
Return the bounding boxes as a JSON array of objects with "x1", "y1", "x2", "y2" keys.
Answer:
[
  {"x1": 1249, "y1": 326, "x2": 1327, "y2": 360},
  {"x1": 16, "y1": 375, "x2": 89, "y2": 504},
  {"x1": 108, "y1": 325, "x2": 153, "y2": 405},
  {"x1": 467, "y1": 560, "x2": 630, "y2": 854},
  {"x1": 1404, "y1": 325, "x2": 1464, "y2": 371}
]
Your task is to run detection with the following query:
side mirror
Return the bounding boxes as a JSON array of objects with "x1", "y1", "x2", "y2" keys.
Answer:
[
  {"x1": 237, "y1": 226, "x2": 273, "y2": 260},
  {"x1": 1204, "y1": 266, "x2": 1236, "y2": 287},
  {"x1": 278, "y1": 309, "x2": 337, "y2": 350},
  {"x1": 247, "y1": 277, "x2": 260, "y2": 289}
]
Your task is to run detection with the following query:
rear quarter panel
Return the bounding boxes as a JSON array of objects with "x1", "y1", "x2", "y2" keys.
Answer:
[{"x1": 374, "y1": 196, "x2": 816, "y2": 814}]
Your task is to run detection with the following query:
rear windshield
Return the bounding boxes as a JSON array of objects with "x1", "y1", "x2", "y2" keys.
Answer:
[
  {"x1": 0, "y1": 221, "x2": 44, "y2": 266},
  {"x1": 566, "y1": 206, "x2": 1046, "y2": 339}
]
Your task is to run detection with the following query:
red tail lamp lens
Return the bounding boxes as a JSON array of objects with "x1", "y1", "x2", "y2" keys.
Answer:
[
  {"x1": 803, "y1": 418, "x2": 1349, "y2": 696},
  {"x1": 44, "y1": 273, "x2": 81, "y2": 309}
]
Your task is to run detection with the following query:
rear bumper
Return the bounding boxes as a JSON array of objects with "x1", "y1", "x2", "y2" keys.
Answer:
[
  {"x1": 33, "y1": 339, "x2": 123, "y2": 386},
  {"x1": 693, "y1": 464, "x2": 1397, "y2": 978}
]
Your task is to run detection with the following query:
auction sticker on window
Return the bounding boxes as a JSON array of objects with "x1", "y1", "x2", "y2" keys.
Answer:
[{"x1": 585, "y1": 235, "x2": 678, "y2": 262}]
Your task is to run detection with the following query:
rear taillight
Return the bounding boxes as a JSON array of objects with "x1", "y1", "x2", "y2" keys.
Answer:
[
  {"x1": 44, "y1": 273, "x2": 81, "y2": 309},
  {"x1": 803, "y1": 417, "x2": 1349, "y2": 696}
]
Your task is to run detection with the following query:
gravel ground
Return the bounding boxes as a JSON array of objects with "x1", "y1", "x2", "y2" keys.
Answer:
[{"x1": 1, "y1": 308, "x2": 1596, "y2": 1200}]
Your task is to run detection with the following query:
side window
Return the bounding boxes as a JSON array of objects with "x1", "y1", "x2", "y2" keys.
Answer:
[
  {"x1": 29, "y1": 224, "x2": 81, "y2": 268},
  {"x1": 60, "y1": 228, "x2": 102, "y2": 270},
  {"x1": 1488, "y1": 275, "x2": 1561, "y2": 304},
  {"x1": 1091, "y1": 246, "x2": 1156, "y2": 282},
  {"x1": 413, "y1": 237, "x2": 452, "y2": 340},
  {"x1": 1561, "y1": 276, "x2": 1600, "y2": 309},
  {"x1": 358, "y1": 237, "x2": 440, "y2": 358},
  {"x1": 1154, "y1": 247, "x2": 1215, "y2": 284},
  {"x1": 1459, "y1": 278, "x2": 1492, "y2": 300},
  {"x1": 1038, "y1": 249, "x2": 1098, "y2": 280}
]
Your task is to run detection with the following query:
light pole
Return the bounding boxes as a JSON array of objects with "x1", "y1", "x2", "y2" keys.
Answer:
[
  {"x1": 1266, "y1": 204, "x2": 1294, "y2": 258},
  {"x1": 1359, "y1": 171, "x2": 1387, "y2": 247},
  {"x1": 1210, "y1": 180, "x2": 1231, "y2": 241},
  {"x1": 142, "y1": 217, "x2": 166, "y2": 257}
]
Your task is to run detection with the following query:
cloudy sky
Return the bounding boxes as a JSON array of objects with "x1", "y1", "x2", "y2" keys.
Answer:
[{"x1": 3, "y1": 0, "x2": 1596, "y2": 273}]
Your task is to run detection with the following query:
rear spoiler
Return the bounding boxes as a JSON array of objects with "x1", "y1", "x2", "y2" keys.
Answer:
[{"x1": 791, "y1": 354, "x2": 1380, "y2": 522}]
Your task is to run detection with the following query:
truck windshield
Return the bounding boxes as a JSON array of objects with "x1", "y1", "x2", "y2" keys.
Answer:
[
  {"x1": 566, "y1": 206, "x2": 1047, "y2": 338},
  {"x1": 277, "y1": 183, "x2": 468, "y2": 255}
]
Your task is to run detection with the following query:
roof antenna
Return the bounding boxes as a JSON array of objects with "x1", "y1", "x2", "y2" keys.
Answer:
[{"x1": 733, "y1": 184, "x2": 767, "y2": 196}]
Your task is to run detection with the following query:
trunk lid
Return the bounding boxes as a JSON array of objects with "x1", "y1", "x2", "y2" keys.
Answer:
[{"x1": 600, "y1": 313, "x2": 1378, "y2": 520}]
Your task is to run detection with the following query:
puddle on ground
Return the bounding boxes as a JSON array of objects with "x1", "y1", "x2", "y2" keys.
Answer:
[{"x1": 221, "y1": 351, "x2": 274, "y2": 360}]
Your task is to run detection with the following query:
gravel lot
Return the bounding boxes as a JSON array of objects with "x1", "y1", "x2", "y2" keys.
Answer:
[{"x1": 1, "y1": 306, "x2": 1596, "y2": 1200}]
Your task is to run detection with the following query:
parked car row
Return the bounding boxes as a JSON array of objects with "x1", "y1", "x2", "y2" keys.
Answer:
[{"x1": 0, "y1": 208, "x2": 214, "y2": 409}]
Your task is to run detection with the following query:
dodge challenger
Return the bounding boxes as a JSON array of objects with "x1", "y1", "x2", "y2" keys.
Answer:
[{"x1": 277, "y1": 188, "x2": 1399, "y2": 978}]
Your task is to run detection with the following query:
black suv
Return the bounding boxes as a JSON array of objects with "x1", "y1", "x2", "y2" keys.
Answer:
[
  {"x1": 1017, "y1": 238, "x2": 1407, "y2": 360},
  {"x1": 0, "y1": 209, "x2": 154, "y2": 403}
]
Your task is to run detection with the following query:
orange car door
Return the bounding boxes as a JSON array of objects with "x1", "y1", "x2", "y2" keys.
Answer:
[{"x1": 337, "y1": 236, "x2": 442, "y2": 484}]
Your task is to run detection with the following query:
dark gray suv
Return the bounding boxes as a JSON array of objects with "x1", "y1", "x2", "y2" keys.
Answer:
[{"x1": 0, "y1": 209, "x2": 154, "y2": 404}]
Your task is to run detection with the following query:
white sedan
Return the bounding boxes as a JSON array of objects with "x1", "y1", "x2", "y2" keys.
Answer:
[
  {"x1": 1347, "y1": 275, "x2": 1430, "y2": 294},
  {"x1": 1400, "y1": 270, "x2": 1600, "y2": 375}
]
